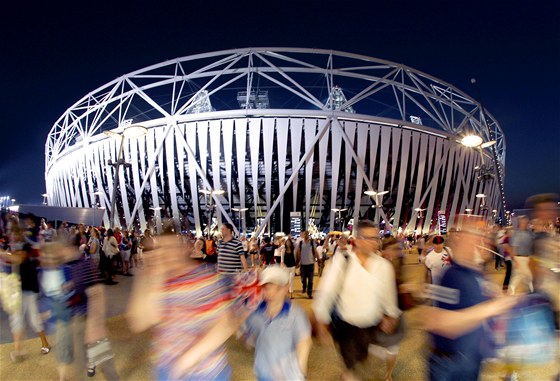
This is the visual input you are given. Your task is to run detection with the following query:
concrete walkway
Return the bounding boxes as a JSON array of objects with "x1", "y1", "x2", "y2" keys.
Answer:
[{"x1": 1, "y1": 251, "x2": 557, "y2": 380}]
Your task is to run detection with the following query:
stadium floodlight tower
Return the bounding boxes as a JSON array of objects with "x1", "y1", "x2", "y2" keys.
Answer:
[{"x1": 45, "y1": 48, "x2": 506, "y2": 236}]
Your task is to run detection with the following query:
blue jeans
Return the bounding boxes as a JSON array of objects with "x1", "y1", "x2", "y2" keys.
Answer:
[{"x1": 300, "y1": 264, "x2": 315, "y2": 296}]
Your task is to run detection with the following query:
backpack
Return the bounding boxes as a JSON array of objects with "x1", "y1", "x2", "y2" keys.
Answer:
[
  {"x1": 205, "y1": 239, "x2": 216, "y2": 256},
  {"x1": 298, "y1": 239, "x2": 316, "y2": 252}
]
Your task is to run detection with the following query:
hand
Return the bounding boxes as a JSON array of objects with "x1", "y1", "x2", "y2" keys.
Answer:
[
  {"x1": 379, "y1": 315, "x2": 399, "y2": 334},
  {"x1": 487, "y1": 295, "x2": 519, "y2": 317},
  {"x1": 315, "y1": 323, "x2": 334, "y2": 348}
]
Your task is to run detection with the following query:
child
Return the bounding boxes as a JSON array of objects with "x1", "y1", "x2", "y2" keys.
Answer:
[{"x1": 241, "y1": 265, "x2": 312, "y2": 381}]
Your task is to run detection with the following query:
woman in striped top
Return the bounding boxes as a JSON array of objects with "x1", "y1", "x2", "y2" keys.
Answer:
[{"x1": 127, "y1": 232, "x2": 242, "y2": 380}]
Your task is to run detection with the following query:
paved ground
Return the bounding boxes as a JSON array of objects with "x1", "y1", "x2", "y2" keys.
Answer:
[{"x1": 1, "y1": 250, "x2": 558, "y2": 380}]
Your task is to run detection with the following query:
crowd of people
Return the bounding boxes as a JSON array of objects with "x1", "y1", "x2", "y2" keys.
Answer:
[{"x1": 0, "y1": 192, "x2": 558, "y2": 381}]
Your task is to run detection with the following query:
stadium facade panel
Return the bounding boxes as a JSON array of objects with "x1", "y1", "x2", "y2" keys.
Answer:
[{"x1": 45, "y1": 48, "x2": 506, "y2": 235}]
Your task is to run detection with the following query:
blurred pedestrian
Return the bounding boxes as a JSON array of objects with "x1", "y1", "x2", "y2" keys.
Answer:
[
  {"x1": 313, "y1": 220, "x2": 401, "y2": 381},
  {"x1": 240, "y1": 265, "x2": 312, "y2": 380},
  {"x1": 296, "y1": 231, "x2": 318, "y2": 299},
  {"x1": 40, "y1": 236, "x2": 119, "y2": 381},
  {"x1": 1, "y1": 224, "x2": 51, "y2": 362},
  {"x1": 417, "y1": 218, "x2": 518, "y2": 381},
  {"x1": 509, "y1": 215, "x2": 534, "y2": 294},
  {"x1": 127, "y1": 230, "x2": 243, "y2": 380}
]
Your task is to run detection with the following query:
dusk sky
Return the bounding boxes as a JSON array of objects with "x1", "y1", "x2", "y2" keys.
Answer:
[{"x1": 1, "y1": 0, "x2": 558, "y2": 210}]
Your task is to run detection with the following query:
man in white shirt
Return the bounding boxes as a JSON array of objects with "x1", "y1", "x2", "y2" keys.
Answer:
[
  {"x1": 313, "y1": 220, "x2": 401, "y2": 381},
  {"x1": 423, "y1": 235, "x2": 452, "y2": 285}
]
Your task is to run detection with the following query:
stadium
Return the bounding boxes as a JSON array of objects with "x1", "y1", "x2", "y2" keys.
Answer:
[{"x1": 44, "y1": 48, "x2": 506, "y2": 236}]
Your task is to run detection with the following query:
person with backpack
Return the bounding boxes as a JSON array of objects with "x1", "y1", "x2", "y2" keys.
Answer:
[
  {"x1": 202, "y1": 236, "x2": 218, "y2": 264},
  {"x1": 259, "y1": 236, "x2": 277, "y2": 266},
  {"x1": 295, "y1": 231, "x2": 318, "y2": 299}
]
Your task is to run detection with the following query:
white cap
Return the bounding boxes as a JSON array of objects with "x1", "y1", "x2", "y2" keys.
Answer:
[{"x1": 259, "y1": 265, "x2": 290, "y2": 286}]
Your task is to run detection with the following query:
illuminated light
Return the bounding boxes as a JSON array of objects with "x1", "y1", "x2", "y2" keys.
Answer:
[
  {"x1": 123, "y1": 125, "x2": 148, "y2": 139},
  {"x1": 461, "y1": 135, "x2": 483, "y2": 147},
  {"x1": 232, "y1": 207, "x2": 248, "y2": 212},
  {"x1": 480, "y1": 140, "x2": 497, "y2": 149},
  {"x1": 364, "y1": 190, "x2": 388, "y2": 196},
  {"x1": 476, "y1": 194, "x2": 487, "y2": 198}
]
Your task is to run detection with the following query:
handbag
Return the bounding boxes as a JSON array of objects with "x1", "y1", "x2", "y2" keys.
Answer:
[
  {"x1": 0, "y1": 272, "x2": 22, "y2": 314},
  {"x1": 86, "y1": 338, "x2": 114, "y2": 368},
  {"x1": 0, "y1": 261, "x2": 22, "y2": 315}
]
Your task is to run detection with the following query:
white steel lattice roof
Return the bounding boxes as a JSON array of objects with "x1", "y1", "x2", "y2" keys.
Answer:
[{"x1": 46, "y1": 48, "x2": 506, "y2": 172}]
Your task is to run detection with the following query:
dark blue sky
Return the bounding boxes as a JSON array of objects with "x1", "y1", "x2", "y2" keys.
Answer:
[{"x1": 1, "y1": 0, "x2": 559, "y2": 209}]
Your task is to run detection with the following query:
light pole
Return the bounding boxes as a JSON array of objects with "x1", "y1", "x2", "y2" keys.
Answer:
[
  {"x1": 41, "y1": 193, "x2": 48, "y2": 205},
  {"x1": 364, "y1": 190, "x2": 388, "y2": 225},
  {"x1": 414, "y1": 208, "x2": 426, "y2": 235},
  {"x1": 200, "y1": 189, "x2": 225, "y2": 237},
  {"x1": 149, "y1": 207, "x2": 162, "y2": 234},
  {"x1": 105, "y1": 124, "x2": 148, "y2": 228},
  {"x1": 91, "y1": 191, "x2": 104, "y2": 227},
  {"x1": 232, "y1": 207, "x2": 248, "y2": 236},
  {"x1": 331, "y1": 208, "x2": 347, "y2": 231},
  {"x1": 476, "y1": 193, "x2": 488, "y2": 218}
]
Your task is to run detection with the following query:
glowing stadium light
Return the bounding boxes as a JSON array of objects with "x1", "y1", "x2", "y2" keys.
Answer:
[{"x1": 460, "y1": 134, "x2": 483, "y2": 147}]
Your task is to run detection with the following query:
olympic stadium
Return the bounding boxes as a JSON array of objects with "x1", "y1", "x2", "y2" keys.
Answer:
[{"x1": 44, "y1": 48, "x2": 507, "y2": 236}]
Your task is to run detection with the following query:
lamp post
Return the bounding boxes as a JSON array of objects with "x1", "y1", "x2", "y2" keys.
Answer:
[
  {"x1": 41, "y1": 193, "x2": 48, "y2": 205},
  {"x1": 465, "y1": 208, "x2": 473, "y2": 215},
  {"x1": 232, "y1": 207, "x2": 248, "y2": 236},
  {"x1": 90, "y1": 191, "x2": 104, "y2": 227},
  {"x1": 200, "y1": 189, "x2": 225, "y2": 237},
  {"x1": 364, "y1": 190, "x2": 388, "y2": 225},
  {"x1": 414, "y1": 208, "x2": 426, "y2": 235},
  {"x1": 476, "y1": 193, "x2": 488, "y2": 217},
  {"x1": 105, "y1": 124, "x2": 148, "y2": 228},
  {"x1": 331, "y1": 208, "x2": 347, "y2": 231},
  {"x1": 149, "y1": 207, "x2": 162, "y2": 234}
]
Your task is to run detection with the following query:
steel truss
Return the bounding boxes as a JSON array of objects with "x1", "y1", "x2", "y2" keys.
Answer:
[{"x1": 45, "y1": 48, "x2": 506, "y2": 234}]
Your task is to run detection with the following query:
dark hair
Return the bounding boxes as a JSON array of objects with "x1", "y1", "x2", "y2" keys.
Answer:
[
  {"x1": 222, "y1": 223, "x2": 234, "y2": 232},
  {"x1": 356, "y1": 220, "x2": 378, "y2": 235},
  {"x1": 526, "y1": 193, "x2": 559, "y2": 208},
  {"x1": 106, "y1": 228, "x2": 114, "y2": 237},
  {"x1": 382, "y1": 236, "x2": 398, "y2": 250}
]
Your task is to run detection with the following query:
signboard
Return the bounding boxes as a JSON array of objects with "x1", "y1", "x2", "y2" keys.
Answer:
[
  {"x1": 290, "y1": 212, "x2": 302, "y2": 236},
  {"x1": 438, "y1": 210, "x2": 447, "y2": 235}
]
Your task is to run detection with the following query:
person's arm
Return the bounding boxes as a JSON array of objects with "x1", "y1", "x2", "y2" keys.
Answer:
[
  {"x1": 240, "y1": 253, "x2": 248, "y2": 271},
  {"x1": 89, "y1": 239, "x2": 98, "y2": 254},
  {"x1": 416, "y1": 296, "x2": 518, "y2": 339},
  {"x1": 296, "y1": 335, "x2": 313, "y2": 378},
  {"x1": 126, "y1": 267, "x2": 164, "y2": 333},
  {"x1": 378, "y1": 259, "x2": 401, "y2": 332},
  {"x1": 238, "y1": 241, "x2": 248, "y2": 271},
  {"x1": 171, "y1": 308, "x2": 245, "y2": 378},
  {"x1": 84, "y1": 284, "x2": 107, "y2": 343},
  {"x1": 312, "y1": 254, "x2": 347, "y2": 324}
]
